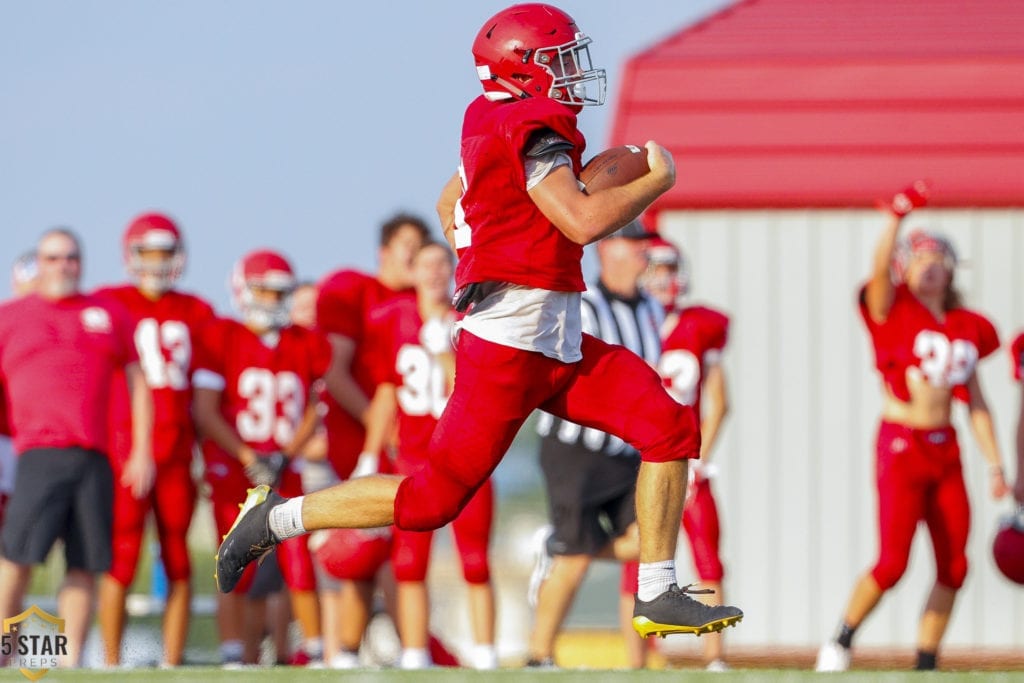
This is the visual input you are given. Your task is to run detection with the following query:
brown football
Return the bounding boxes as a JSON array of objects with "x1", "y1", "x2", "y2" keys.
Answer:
[{"x1": 579, "y1": 144, "x2": 650, "y2": 194}]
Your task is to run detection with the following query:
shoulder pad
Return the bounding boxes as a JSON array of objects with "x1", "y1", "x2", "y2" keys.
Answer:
[{"x1": 525, "y1": 129, "x2": 575, "y2": 158}]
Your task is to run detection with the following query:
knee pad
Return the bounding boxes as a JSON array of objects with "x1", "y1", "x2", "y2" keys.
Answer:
[
  {"x1": 938, "y1": 557, "x2": 968, "y2": 590},
  {"x1": 391, "y1": 533, "x2": 430, "y2": 583},
  {"x1": 460, "y1": 549, "x2": 490, "y2": 585},
  {"x1": 108, "y1": 532, "x2": 143, "y2": 587},
  {"x1": 871, "y1": 558, "x2": 909, "y2": 591},
  {"x1": 395, "y1": 468, "x2": 472, "y2": 532},
  {"x1": 159, "y1": 535, "x2": 192, "y2": 582}
]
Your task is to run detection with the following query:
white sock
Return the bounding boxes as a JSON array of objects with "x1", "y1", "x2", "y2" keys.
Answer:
[
  {"x1": 469, "y1": 643, "x2": 498, "y2": 670},
  {"x1": 399, "y1": 648, "x2": 431, "y2": 669},
  {"x1": 268, "y1": 496, "x2": 306, "y2": 540},
  {"x1": 329, "y1": 651, "x2": 359, "y2": 669},
  {"x1": 637, "y1": 560, "x2": 676, "y2": 601},
  {"x1": 220, "y1": 639, "x2": 243, "y2": 662},
  {"x1": 303, "y1": 637, "x2": 323, "y2": 659}
]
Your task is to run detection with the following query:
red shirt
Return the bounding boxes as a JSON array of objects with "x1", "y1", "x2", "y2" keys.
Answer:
[
  {"x1": 315, "y1": 269, "x2": 414, "y2": 474},
  {"x1": 193, "y1": 319, "x2": 332, "y2": 471},
  {"x1": 859, "y1": 284, "x2": 999, "y2": 402},
  {"x1": 1010, "y1": 332, "x2": 1024, "y2": 381},
  {"x1": 94, "y1": 286, "x2": 215, "y2": 466},
  {"x1": 365, "y1": 298, "x2": 451, "y2": 463},
  {"x1": 456, "y1": 95, "x2": 587, "y2": 292},
  {"x1": 0, "y1": 293, "x2": 138, "y2": 453},
  {"x1": 659, "y1": 305, "x2": 730, "y2": 418}
]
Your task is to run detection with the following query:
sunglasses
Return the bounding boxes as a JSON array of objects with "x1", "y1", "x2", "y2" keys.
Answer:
[{"x1": 38, "y1": 252, "x2": 81, "y2": 262}]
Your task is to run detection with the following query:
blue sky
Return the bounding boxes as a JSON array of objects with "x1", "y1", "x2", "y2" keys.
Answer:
[{"x1": 1, "y1": 0, "x2": 731, "y2": 309}]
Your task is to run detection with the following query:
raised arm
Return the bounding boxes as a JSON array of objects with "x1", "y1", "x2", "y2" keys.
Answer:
[{"x1": 863, "y1": 181, "x2": 929, "y2": 323}]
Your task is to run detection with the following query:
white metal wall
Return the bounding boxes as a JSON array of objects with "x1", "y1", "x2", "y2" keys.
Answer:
[{"x1": 659, "y1": 208, "x2": 1024, "y2": 648}]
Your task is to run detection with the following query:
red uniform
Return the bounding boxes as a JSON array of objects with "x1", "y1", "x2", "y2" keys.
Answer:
[
  {"x1": 366, "y1": 299, "x2": 492, "y2": 584},
  {"x1": 194, "y1": 318, "x2": 332, "y2": 593},
  {"x1": 623, "y1": 305, "x2": 730, "y2": 593},
  {"x1": 1010, "y1": 332, "x2": 1024, "y2": 380},
  {"x1": 93, "y1": 286, "x2": 215, "y2": 587},
  {"x1": 315, "y1": 269, "x2": 414, "y2": 478},
  {"x1": 859, "y1": 284, "x2": 999, "y2": 589},
  {"x1": 392, "y1": 96, "x2": 698, "y2": 532}
]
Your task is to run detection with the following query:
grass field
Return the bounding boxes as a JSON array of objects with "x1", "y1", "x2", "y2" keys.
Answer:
[{"x1": 3, "y1": 668, "x2": 1024, "y2": 682}]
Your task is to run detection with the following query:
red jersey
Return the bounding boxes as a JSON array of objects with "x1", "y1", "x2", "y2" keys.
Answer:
[
  {"x1": 193, "y1": 318, "x2": 332, "y2": 471},
  {"x1": 0, "y1": 293, "x2": 137, "y2": 453},
  {"x1": 658, "y1": 305, "x2": 730, "y2": 418},
  {"x1": 859, "y1": 284, "x2": 999, "y2": 402},
  {"x1": 94, "y1": 286, "x2": 215, "y2": 465},
  {"x1": 1011, "y1": 332, "x2": 1024, "y2": 381},
  {"x1": 366, "y1": 298, "x2": 451, "y2": 462},
  {"x1": 315, "y1": 269, "x2": 414, "y2": 474},
  {"x1": 456, "y1": 95, "x2": 587, "y2": 292}
]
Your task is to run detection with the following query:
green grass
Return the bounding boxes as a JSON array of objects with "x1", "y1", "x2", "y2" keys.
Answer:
[{"x1": 4, "y1": 668, "x2": 1023, "y2": 682}]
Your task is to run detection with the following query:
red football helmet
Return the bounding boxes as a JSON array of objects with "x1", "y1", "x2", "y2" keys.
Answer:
[
  {"x1": 472, "y1": 3, "x2": 606, "y2": 107},
  {"x1": 993, "y1": 506, "x2": 1024, "y2": 585},
  {"x1": 310, "y1": 527, "x2": 393, "y2": 582},
  {"x1": 643, "y1": 236, "x2": 690, "y2": 308},
  {"x1": 230, "y1": 249, "x2": 297, "y2": 330},
  {"x1": 122, "y1": 212, "x2": 185, "y2": 294},
  {"x1": 892, "y1": 228, "x2": 957, "y2": 283}
]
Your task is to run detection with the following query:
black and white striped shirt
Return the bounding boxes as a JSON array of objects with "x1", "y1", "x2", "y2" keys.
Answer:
[{"x1": 535, "y1": 280, "x2": 665, "y2": 456}]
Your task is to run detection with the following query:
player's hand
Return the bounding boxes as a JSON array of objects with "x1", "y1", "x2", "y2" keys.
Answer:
[
  {"x1": 880, "y1": 180, "x2": 929, "y2": 217},
  {"x1": 991, "y1": 466, "x2": 1011, "y2": 500},
  {"x1": 244, "y1": 452, "x2": 288, "y2": 488},
  {"x1": 350, "y1": 451, "x2": 379, "y2": 478},
  {"x1": 645, "y1": 141, "x2": 676, "y2": 192},
  {"x1": 122, "y1": 451, "x2": 156, "y2": 500}
]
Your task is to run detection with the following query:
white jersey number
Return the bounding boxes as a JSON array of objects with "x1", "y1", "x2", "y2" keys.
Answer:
[
  {"x1": 395, "y1": 345, "x2": 448, "y2": 419},
  {"x1": 658, "y1": 349, "x2": 701, "y2": 406},
  {"x1": 913, "y1": 330, "x2": 979, "y2": 387},
  {"x1": 135, "y1": 318, "x2": 191, "y2": 390},
  {"x1": 236, "y1": 368, "x2": 305, "y2": 446}
]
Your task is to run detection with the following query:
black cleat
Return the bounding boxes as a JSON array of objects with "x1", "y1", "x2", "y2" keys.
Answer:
[
  {"x1": 632, "y1": 583, "x2": 743, "y2": 638},
  {"x1": 215, "y1": 485, "x2": 283, "y2": 593}
]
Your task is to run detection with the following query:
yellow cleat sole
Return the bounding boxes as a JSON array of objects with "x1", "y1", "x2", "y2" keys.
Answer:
[
  {"x1": 632, "y1": 613, "x2": 743, "y2": 639},
  {"x1": 213, "y1": 485, "x2": 272, "y2": 591}
]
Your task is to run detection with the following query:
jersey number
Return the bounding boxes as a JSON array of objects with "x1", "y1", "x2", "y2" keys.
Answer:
[
  {"x1": 913, "y1": 331, "x2": 979, "y2": 387},
  {"x1": 135, "y1": 319, "x2": 191, "y2": 390},
  {"x1": 395, "y1": 345, "x2": 448, "y2": 419},
  {"x1": 236, "y1": 368, "x2": 305, "y2": 446},
  {"x1": 658, "y1": 349, "x2": 701, "y2": 406}
]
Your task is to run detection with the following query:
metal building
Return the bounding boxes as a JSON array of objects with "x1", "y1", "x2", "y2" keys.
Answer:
[{"x1": 610, "y1": 0, "x2": 1024, "y2": 649}]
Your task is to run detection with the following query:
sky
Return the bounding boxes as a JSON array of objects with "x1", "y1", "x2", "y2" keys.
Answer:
[{"x1": 0, "y1": 0, "x2": 733, "y2": 309}]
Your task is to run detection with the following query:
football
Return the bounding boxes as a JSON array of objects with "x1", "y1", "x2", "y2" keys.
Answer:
[{"x1": 579, "y1": 144, "x2": 650, "y2": 194}]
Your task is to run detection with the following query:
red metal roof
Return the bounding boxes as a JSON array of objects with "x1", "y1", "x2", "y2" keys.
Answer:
[{"x1": 610, "y1": 0, "x2": 1024, "y2": 208}]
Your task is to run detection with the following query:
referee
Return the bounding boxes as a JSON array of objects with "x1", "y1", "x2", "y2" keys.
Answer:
[{"x1": 526, "y1": 219, "x2": 663, "y2": 667}]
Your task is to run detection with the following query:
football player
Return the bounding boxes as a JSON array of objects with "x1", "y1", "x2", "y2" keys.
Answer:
[
  {"x1": 816, "y1": 183, "x2": 1010, "y2": 672},
  {"x1": 193, "y1": 250, "x2": 332, "y2": 666},
  {"x1": 1011, "y1": 333, "x2": 1024, "y2": 507},
  {"x1": 216, "y1": 3, "x2": 742, "y2": 642},
  {"x1": 92, "y1": 213, "x2": 215, "y2": 668},
  {"x1": 360, "y1": 241, "x2": 496, "y2": 669}
]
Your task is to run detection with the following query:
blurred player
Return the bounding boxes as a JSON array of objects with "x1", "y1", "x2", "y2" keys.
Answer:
[
  {"x1": 216, "y1": 3, "x2": 742, "y2": 641},
  {"x1": 1011, "y1": 333, "x2": 1024, "y2": 507},
  {"x1": 0, "y1": 228, "x2": 154, "y2": 667},
  {"x1": 311, "y1": 213, "x2": 428, "y2": 663},
  {"x1": 638, "y1": 236, "x2": 732, "y2": 671},
  {"x1": 816, "y1": 183, "x2": 1010, "y2": 672},
  {"x1": 0, "y1": 252, "x2": 38, "y2": 532},
  {"x1": 362, "y1": 241, "x2": 497, "y2": 669},
  {"x1": 94, "y1": 212, "x2": 215, "y2": 667},
  {"x1": 193, "y1": 250, "x2": 334, "y2": 666}
]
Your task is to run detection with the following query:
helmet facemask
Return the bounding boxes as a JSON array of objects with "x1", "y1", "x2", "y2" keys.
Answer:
[{"x1": 534, "y1": 33, "x2": 606, "y2": 106}]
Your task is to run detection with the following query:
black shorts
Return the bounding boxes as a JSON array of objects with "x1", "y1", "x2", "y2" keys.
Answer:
[
  {"x1": 0, "y1": 447, "x2": 114, "y2": 572},
  {"x1": 539, "y1": 436, "x2": 639, "y2": 556}
]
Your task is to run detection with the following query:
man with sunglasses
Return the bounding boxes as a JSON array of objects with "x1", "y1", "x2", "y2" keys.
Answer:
[{"x1": 0, "y1": 228, "x2": 154, "y2": 668}]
